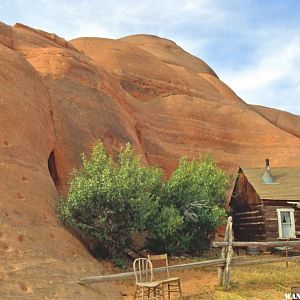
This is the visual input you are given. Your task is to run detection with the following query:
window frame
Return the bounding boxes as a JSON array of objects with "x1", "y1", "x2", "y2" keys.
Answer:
[{"x1": 276, "y1": 208, "x2": 296, "y2": 239}]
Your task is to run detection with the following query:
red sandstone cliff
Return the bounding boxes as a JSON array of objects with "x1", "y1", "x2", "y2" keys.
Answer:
[{"x1": 71, "y1": 35, "x2": 300, "y2": 173}]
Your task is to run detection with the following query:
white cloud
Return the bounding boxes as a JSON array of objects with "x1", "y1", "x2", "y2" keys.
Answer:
[
  {"x1": 220, "y1": 33, "x2": 300, "y2": 115},
  {"x1": 73, "y1": 22, "x2": 113, "y2": 39},
  {"x1": 225, "y1": 39, "x2": 299, "y2": 88}
]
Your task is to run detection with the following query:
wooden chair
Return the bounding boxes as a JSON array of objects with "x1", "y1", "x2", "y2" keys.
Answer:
[
  {"x1": 147, "y1": 254, "x2": 182, "y2": 299},
  {"x1": 133, "y1": 258, "x2": 164, "y2": 300}
]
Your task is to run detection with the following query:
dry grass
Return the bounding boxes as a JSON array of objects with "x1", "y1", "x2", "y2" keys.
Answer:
[
  {"x1": 193, "y1": 261, "x2": 300, "y2": 299},
  {"x1": 119, "y1": 256, "x2": 300, "y2": 299}
]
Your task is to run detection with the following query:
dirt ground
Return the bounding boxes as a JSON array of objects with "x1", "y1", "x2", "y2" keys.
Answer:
[
  {"x1": 106, "y1": 255, "x2": 300, "y2": 300},
  {"x1": 115, "y1": 267, "x2": 217, "y2": 299}
]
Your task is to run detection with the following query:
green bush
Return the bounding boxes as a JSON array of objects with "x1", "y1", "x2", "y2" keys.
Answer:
[
  {"x1": 59, "y1": 142, "x2": 227, "y2": 258},
  {"x1": 147, "y1": 155, "x2": 227, "y2": 255},
  {"x1": 59, "y1": 142, "x2": 162, "y2": 258}
]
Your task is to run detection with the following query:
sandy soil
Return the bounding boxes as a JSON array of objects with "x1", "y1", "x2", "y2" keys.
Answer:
[{"x1": 116, "y1": 267, "x2": 217, "y2": 300}]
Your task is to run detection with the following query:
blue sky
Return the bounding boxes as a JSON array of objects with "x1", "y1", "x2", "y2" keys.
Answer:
[{"x1": 1, "y1": 0, "x2": 299, "y2": 115}]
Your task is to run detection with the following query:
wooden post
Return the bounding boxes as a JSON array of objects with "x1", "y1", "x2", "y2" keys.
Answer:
[
  {"x1": 217, "y1": 216, "x2": 230, "y2": 287},
  {"x1": 286, "y1": 246, "x2": 288, "y2": 267},
  {"x1": 224, "y1": 216, "x2": 233, "y2": 290}
]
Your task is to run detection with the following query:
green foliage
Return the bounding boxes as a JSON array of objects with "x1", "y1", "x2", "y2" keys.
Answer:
[
  {"x1": 147, "y1": 205, "x2": 185, "y2": 254},
  {"x1": 147, "y1": 154, "x2": 228, "y2": 254},
  {"x1": 111, "y1": 256, "x2": 127, "y2": 269},
  {"x1": 59, "y1": 142, "x2": 163, "y2": 257},
  {"x1": 59, "y1": 142, "x2": 227, "y2": 258}
]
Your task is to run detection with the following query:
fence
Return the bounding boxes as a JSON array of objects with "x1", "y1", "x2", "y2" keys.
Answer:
[{"x1": 78, "y1": 217, "x2": 300, "y2": 291}]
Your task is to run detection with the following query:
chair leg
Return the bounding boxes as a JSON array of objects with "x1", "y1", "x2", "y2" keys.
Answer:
[
  {"x1": 167, "y1": 283, "x2": 171, "y2": 300},
  {"x1": 178, "y1": 280, "x2": 183, "y2": 300},
  {"x1": 161, "y1": 283, "x2": 165, "y2": 300},
  {"x1": 134, "y1": 286, "x2": 138, "y2": 300},
  {"x1": 154, "y1": 286, "x2": 160, "y2": 300},
  {"x1": 142, "y1": 286, "x2": 145, "y2": 300}
]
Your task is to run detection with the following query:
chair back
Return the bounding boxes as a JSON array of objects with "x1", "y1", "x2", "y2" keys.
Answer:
[
  {"x1": 133, "y1": 258, "x2": 154, "y2": 283},
  {"x1": 147, "y1": 254, "x2": 169, "y2": 278}
]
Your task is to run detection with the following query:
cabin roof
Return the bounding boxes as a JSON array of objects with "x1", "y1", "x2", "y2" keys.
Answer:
[{"x1": 241, "y1": 167, "x2": 300, "y2": 201}]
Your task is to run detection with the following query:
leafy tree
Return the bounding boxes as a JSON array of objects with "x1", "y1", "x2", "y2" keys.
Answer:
[
  {"x1": 59, "y1": 142, "x2": 163, "y2": 258},
  {"x1": 148, "y1": 154, "x2": 227, "y2": 254},
  {"x1": 147, "y1": 205, "x2": 185, "y2": 254},
  {"x1": 59, "y1": 142, "x2": 227, "y2": 258}
]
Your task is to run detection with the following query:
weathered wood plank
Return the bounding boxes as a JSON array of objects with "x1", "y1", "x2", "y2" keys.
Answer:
[
  {"x1": 78, "y1": 255, "x2": 300, "y2": 284},
  {"x1": 238, "y1": 216, "x2": 264, "y2": 222},
  {"x1": 217, "y1": 217, "x2": 230, "y2": 287},
  {"x1": 234, "y1": 205, "x2": 263, "y2": 213},
  {"x1": 78, "y1": 259, "x2": 227, "y2": 284},
  {"x1": 236, "y1": 222, "x2": 264, "y2": 226},
  {"x1": 224, "y1": 217, "x2": 233, "y2": 290},
  {"x1": 231, "y1": 172, "x2": 262, "y2": 207},
  {"x1": 265, "y1": 205, "x2": 295, "y2": 211},
  {"x1": 265, "y1": 212, "x2": 277, "y2": 218},
  {"x1": 234, "y1": 210, "x2": 259, "y2": 216},
  {"x1": 238, "y1": 228, "x2": 265, "y2": 233},
  {"x1": 265, "y1": 224, "x2": 279, "y2": 232},
  {"x1": 212, "y1": 240, "x2": 300, "y2": 248},
  {"x1": 254, "y1": 234, "x2": 266, "y2": 238},
  {"x1": 266, "y1": 233, "x2": 280, "y2": 239},
  {"x1": 232, "y1": 255, "x2": 300, "y2": 266},
  {"x1": 264, "y1": 201, "x2": 300, "y2": 207}
]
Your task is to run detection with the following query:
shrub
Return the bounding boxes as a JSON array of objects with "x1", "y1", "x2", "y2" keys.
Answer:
[
  {"x1": 59, "y1": 142, "x2": 163, "y2": 258},
  {"x1": 59, "y1": 142, "x2": 227, "y2": 258},
  {"x1": 147, "y1": 205, "x2": 185, "y2": 254},
  {"x1": 147, "y1": 155, "x2": 227, "y2": 255},
  {"x1": 111, "y1": 257, "x2": 126, "y2": 269}
]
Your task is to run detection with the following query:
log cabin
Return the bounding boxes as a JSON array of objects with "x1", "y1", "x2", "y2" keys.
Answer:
[{"x1": 230, "y1": 159, "x2": 300, "y2": 241}]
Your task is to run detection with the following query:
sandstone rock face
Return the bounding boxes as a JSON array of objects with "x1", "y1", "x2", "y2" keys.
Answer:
[
  {"x1": 251, "y1": 104, "x2": 300, "y2": 139},
  {"x1": 120, "y1": 34, "x2": 218, "y2": 76},
  {"x1": 0, "y1": 21, "x2": 300, "y2": 298},
  {"x1": 0, "y1": 22, "x2": 121, "y2": 299},
  {"x1": 71, "y1": 35, "x2": 300, "y2": 173}
]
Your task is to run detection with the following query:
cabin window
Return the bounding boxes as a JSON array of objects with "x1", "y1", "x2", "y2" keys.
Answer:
[{"x1": 276, "y1": 208, "x2": 296, "y2": 239}]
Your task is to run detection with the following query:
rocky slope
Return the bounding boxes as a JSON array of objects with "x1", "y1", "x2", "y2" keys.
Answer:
[
  {"x1": 251, "y1": 104, "x2": 300, "y2": 139},
  {"x1": 0, "y1": 22, "x2": 123, "y2": 299},
  {"x1": 0, "y1": 21, "x2": 300, "y2": 299},
  {"x1": 71, "y1": 35, "x2": 300, "y2": 173}
]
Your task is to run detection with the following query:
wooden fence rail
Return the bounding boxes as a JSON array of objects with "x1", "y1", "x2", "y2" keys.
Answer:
[
  {"x1": 79, "y1": 258, "x2": 227, "y2": 284},
  {"x1": 212, "y1": 241, "x2": 300, "y2": 248},
  {"x1": 78, "y1": 255, "x2": 300, "y2": 285}
]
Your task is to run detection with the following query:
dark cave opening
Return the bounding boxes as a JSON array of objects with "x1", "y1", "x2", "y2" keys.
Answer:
[{"x1": 48, "y1": 151, "x2": 59, "y2": 187}]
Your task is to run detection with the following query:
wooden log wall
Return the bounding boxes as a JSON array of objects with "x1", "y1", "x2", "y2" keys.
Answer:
[
  {"x1": 231, "y1": 171, "x2": 261, "y2": 207},
  {"x1": 233, "y1": 204, "x2": 266, "y2": 241},
  {"x1": 231, "y1": 171, "x2": 266, "y2": 241}
]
